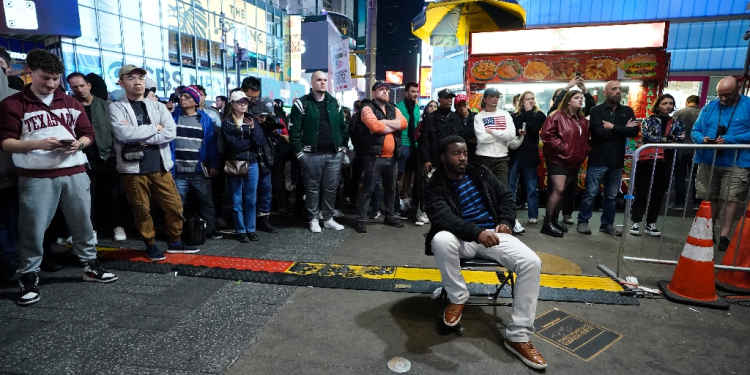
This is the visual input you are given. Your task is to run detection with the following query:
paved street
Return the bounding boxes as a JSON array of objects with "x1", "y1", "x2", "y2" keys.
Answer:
[{"x1": 1, "y1": 207, "x2": 748, "y2": 375}]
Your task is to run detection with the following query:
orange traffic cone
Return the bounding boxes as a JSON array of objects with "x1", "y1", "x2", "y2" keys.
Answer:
[
  {"x1": 716, "y1": 202, "x2": 750, "y2": 294},
  {"x1": 658, "y1": 201, "x2": 729, "y2": 309}
]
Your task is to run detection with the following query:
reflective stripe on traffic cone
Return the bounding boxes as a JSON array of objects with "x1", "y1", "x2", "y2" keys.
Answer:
[
  {"x1": 658, "y1": 201, "x2": 729, "y2": 309},
  {"x1": 716, "y1": 202, "x2": 750, "y2": 294}
]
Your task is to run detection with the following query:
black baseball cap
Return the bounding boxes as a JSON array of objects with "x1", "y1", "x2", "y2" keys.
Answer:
[
  {"x1": 437, "y1": 89, "x2": 456, "y2": 99},
  {"x1": 372, "y1": 81, "x2": 390, "y2": 91}
]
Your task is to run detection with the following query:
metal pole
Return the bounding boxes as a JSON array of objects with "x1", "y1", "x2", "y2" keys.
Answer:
[
  {"x1": 235, "y1": 40, "x2": 241, "y2": 89},
  {"x1": 365, "y1": 0, "x2": 377, "y2": 100},
  {"x1": 220, "y1": 12, "x2": 229, "y2": 94}
]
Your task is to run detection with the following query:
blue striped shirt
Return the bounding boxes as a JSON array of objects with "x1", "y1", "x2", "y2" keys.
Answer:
[{"x1": 453, "y1": 175, "x2": 495, "y2": 229}]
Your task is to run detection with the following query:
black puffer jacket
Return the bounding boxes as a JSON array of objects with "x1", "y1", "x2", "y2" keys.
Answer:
[
  {"x1": 510, "y1": 109, "x2": 546, "y2": 167},
  {"x1": 418, "y1": 108, "x2": 466, "y2": 166},
  {"x1": 424, "y1": 162, "x2": 516, "y2": 255}
]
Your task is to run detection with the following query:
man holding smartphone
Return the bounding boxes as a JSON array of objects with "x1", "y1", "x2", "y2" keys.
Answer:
[
  {"x1": 691, "y1": 76, "x2": 750, "y2": 251},
  {"x1": 0, "y1": 50, "x2": 118, "y2": 306}
]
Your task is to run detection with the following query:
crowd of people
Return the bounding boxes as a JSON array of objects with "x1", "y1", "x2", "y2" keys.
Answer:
[{"x1": 0, "y1": 48, "x2": 748, "y2": 370}]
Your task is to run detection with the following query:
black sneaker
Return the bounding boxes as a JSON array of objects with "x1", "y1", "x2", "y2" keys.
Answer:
[
  {"x1": 145, "y1": 244, "x2": 166, "y2": 261},
  {"x1": 167, "y1": 241, "x2": 200, "y2": 253},
  {"x1": 257, "y1": 216, "x2": 278, "y2": 233},
  {"x1": 719, "y1": 236, "x2": 730, "y2": 252},
  {"x1": 82, "y1": 260, "x2": 118, "y2": 283},
  {"x1": 237, "y1": 233, "x2": 250, "y2": 243},
  {"x1": 208, "y1": 230, "x2": 224, "y2": 240},
  {"x1": 599, "y1": 224, "x2": 616, "y2": 235},
  {"x1": 17, "y1": 273, "x2": 40, "y2": 306},
  {"x1": 248, "y1": 232, "x2": 259, "y2": 241},
  {"x1": 393, "y1": 211, "x2": 408, "y2": 220},
  {"x1": 383, "y1": 217, "x2": 404, "y2": 228},
  {"x1": 355, "y1": 221, "x2": 367, "y2": 233}
]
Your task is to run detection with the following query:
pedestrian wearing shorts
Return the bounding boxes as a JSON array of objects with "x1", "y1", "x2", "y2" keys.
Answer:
[{"x1": 691, "y1": 76, "x2": 750, "y2": 251}]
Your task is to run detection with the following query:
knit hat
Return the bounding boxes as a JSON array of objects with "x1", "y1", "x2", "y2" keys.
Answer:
[{"x1": 180, "y1": 85, "x2": 201, "y2": 104}]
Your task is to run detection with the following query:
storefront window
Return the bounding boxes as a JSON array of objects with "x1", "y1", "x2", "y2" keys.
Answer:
[
  {"x1": 181, "y1": 34, "x2": 196, "y2": 66},
  {"x1": 98, "y1": 11, "x2": 123, "y2": 52},
  {"x1": 122, "y1": 19, "x2": 144, "y2": 57},
  {"x1": 121, "y1": 0, "x2": 141, "y2": 20},
  {"x1": 168, "y1": 31, "x2": 179, "y2": 64},
  {"x1": 75, "y1": 47, "x2": 103, "y2": 76},
  {"x1": 145, "y1": 58, "x2": 166, "y2": 98},
  {"x1": 79, "y1": 0, "x2": 95, "y2": 7},
  {"x1": 197, "y1": 38, "x2": 210, "y2": 68},
  {"x1": 98, "y1": 0, "x2": 120, "y2": 15},
  {"x1": 142, "y1": 0, "x2": 161, "y2": 26},
  {"x1": 193, "y1": 0, "x2": 208, "y2": 11},
  {"x1": 179, "y1": 2, "x2": 195, "y2": 36},
  {"x1": 143, "y1": 24, "x2": 164, "y2": 60},
  {"x1": 61, "y1": 43, "x2": 76, "y2": 85},
  {"x1": 77, "y1": 5, "x2": 99, "y2": 48},
  {"x1": 165, "y1": 0, "x2": 178, "y2": 31},
  {"x1": 102, "y1": 51, "x2": 124, "y2": 90},
  {"x1": 194, "y1": 8, "x2": 210, "y2": 40},
  {"x1": 210, "y1": 41, "x2": 222, "y2": 70}
]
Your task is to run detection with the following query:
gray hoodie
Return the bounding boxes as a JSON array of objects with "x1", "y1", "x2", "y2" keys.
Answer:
[{"x1": 0, "y1": 73, "x2": 19, "y2": 189}]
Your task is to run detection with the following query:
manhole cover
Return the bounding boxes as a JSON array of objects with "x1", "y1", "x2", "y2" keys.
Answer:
[{"x1": 387, "y1": 357, "x2": 411, "y2": 373}]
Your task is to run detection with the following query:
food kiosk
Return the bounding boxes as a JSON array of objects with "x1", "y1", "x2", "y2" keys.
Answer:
[{"x1": 465, "y1": 22, "x2": 671, "y2": 191}]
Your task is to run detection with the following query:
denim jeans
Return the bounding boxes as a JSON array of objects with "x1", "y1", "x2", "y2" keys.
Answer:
[
  {"x1": 508, "y1": 158, "x2": 539, "y2": 219},
  {"x1": 18, "y1": 174, "x2": 97, "y2": 275},
  {"x1": 174, "y1": 172, "x2": 216, "y2": 232},
  {"x1": 227, "y1": 163, "x2": 259, "y2": 234},
  {"x1": 357, "y1": 156, "x2": 398, "y2": 221},
  {"x1": 577, "y1": 166, "x2": 621, "y2": 227},
  {"x1": 257, "y1": 167, "x2": 273, "y2": 214},
  {"x1": 432, "y1": 230, "x2": 542, "y2": 342},
  {"x1": 299, "y1": 152, "x2": 343, "y2": 220}
]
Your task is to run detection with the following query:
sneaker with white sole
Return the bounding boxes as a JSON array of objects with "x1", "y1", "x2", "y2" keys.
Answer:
[
  {"x1": 629, "y1": 222, "x2": 641, "y2": 235},
  {"x1": 82, "y1": 260, "x2": 118, "y2": 283},
  {"x1": 644, "y1": 223, "x2": 661, "y2": 237},
  {"x1": 526, "y1": 218, "x2": 538, "y2": 224},
  {"x1": 16, "y1": 273, "x2": 40, "y2": 306},
  {"x1": 310, "y1": 219, "x2": 322, "y2": 233},
  {"x1": 167, "y1": 241, "x2": 200, "y2": 253},
  {"x1": 114, "y1": 227, "x2": 126, "y2": 241},
  {"x1": 416, "y1": 210, "x2": 430, "y2": 225},
  {"x1": 323, "y1": 218, "x2": 345, "y2": 230},
  {"x1": 513, "y1": 219, "x2": 525, "y2": 234}
]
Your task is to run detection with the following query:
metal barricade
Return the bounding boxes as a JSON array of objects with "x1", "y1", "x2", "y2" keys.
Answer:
[{"x1": 615, "y1": 143, "x2": 750, "y2": 278}]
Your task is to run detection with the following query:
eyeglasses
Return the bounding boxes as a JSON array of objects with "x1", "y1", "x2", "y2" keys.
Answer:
[
  {"x1": 124, "y1": 76, "x2": 145, "y2": 83},
  {"x1": 246, "y1": 95, "x2": 259, "y2": 101},
  {"x1": 235, "y1": 99, "x2": 250, "y2": 105},
  {"x1": 179, "y1": 94, "x2": 194, "y2": 100}
]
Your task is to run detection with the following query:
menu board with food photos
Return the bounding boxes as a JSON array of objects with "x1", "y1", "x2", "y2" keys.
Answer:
[{"x1": 467, "y1": 50, "x2": 668, "y2": 84}]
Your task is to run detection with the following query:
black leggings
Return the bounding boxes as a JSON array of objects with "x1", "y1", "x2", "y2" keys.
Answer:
[{"x1": 631, "y1": 156, "x2": 673, "y2": 224}]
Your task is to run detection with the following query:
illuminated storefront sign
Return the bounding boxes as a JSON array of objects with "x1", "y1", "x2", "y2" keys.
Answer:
[
  {"x1": 290, "y1": 15, "x2": 302, "y2": 81},
  {"x1": 419, "y1": 67, "x2": 432, "y2": 97},
  {"x1": 471, "y1": 22, "x2": 667, "y2": 55}
]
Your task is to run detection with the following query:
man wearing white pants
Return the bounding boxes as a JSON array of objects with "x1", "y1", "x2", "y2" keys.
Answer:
[{"x1": 425, "y1": 135, "x2": 546, "y2": 370}]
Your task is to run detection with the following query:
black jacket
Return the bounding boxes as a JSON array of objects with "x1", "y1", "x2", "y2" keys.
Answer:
[
  {"x1": 221, "y1": 114, "x2": 266, "y2": 163},
  {"x1": 510, "y1": 109, "x2": 546, "y2": 167},
  {"x1": 424, "y1": 162, "x2": 516, "y2": 255},
  {"x1": 357, "y1": 99, "x2": 402, "y2": 158},
  {"x1": 419, "y1": 109, "x2": 466, "y2": 166},
  {"x1": 588, "y1": 102, "x2": 639, "y2": 168}
]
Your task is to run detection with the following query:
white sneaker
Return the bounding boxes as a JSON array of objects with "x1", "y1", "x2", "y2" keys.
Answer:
[
  {"x1": 114, "y1": 227, "x2": 127, "y2": 242},
  {"x1": 309, "y1": 219, "x2": 321, "y2": 233},
  {"x1": 332, "y1": 209, "x2": 345, "y2": 218},
  {"x1": 416, "y1": 211, "x2": 430, "y2": 225},
  {"x1": 513, "y1": 219, "x2": 525, "y2": 234},
  {"x1": 629, "y1": 222, "x2": 641, "y2": 236},
  {"x1": 323, "y1": 218, "x2": 345, "y2": 231},
  {"x1": 58, "y1": 236, "x2": 72, "y2": 246},
  {"x1": 93, "y1": 231, "x2": 98, "y2": 245},
  {"x1": 527, "y1": 218, "x2": 538, "y2": 224}
]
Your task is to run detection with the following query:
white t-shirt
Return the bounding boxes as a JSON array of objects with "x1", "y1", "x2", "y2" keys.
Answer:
[
  {"x1": 36, "y1": 93, "x2": 53, "y2": 106},
  {"x1": 473, "y1": 108, "x2": 516, "y2": 158}
]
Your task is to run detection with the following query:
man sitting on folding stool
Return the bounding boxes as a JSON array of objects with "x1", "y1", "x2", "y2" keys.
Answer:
[{"x1": 425, "y1": 135, "x2": 546, "y2": 370}]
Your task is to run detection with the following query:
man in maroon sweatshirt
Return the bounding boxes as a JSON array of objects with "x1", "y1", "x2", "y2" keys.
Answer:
[{"x1": 0, "y1": 49, "x2": 118, "y2": 306}]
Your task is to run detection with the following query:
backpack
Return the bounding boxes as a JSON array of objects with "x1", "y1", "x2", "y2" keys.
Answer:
[{"x1": 182, "y1": 213, "x2": 206, "y2": 246}]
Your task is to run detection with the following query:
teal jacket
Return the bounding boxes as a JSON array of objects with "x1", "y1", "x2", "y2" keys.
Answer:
[
  {"x1": 288, "y1": 91, "x2": 349, "y2": 155},
  {"x1": 396, "y1": 99, "x2": 420, "y2": 147}
]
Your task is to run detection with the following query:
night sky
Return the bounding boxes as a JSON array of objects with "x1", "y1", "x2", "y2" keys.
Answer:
[{"x1": 375, "y1": 0, "x2": 425, "y2": 86}]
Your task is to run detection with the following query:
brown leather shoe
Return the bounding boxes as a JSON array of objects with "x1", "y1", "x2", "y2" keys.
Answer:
[
  {"x1": 443, "y1": 303, "x2": 465, "y2": 327},
  {"x1": 504, "y1": 340, "x2": 547, "y2": 369}
]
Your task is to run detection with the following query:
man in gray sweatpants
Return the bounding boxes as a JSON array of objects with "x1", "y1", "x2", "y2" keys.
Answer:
[
  {"x1": 424, "y1": 135, "x2": 546, "y2": 370},
  {"x1": 0, "y1": 49, "x2": 117, "y2": 306}
]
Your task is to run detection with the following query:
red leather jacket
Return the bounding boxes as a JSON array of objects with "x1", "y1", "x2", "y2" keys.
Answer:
[{"x1": 541, "y1": 110, "x2": 590, "y2": 169}]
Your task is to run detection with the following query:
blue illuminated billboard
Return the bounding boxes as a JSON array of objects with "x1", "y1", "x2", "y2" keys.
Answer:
[{"x1": 0, "y1": 0, "x2": 81, "y2": 37}]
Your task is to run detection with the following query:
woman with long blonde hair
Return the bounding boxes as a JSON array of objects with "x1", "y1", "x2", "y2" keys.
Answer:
[
  {"x1": 540, "y1": 91, "x2": 590, "y2": 237},
  {"x1": 509, "y1": 91, "x2": 546, "y2": 224}
]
